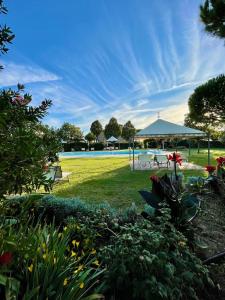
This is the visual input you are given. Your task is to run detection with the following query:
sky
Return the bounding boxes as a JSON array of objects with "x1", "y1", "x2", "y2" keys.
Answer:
[{"x1": 1, "y1": 0, "x2": 225, "y2": 133}]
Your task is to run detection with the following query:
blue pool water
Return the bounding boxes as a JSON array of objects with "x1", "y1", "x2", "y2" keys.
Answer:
[{"x1": 59, "y1": 149, "x2": 163, "y2": 158}]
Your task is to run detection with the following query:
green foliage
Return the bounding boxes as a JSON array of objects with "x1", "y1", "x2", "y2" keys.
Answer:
[
  {"x1": 0, "y1": 204, "x2": 104, "y2": 300},
  {"x1": 90, "y1": 120, "x2": 103, "y2": 141},
  {"x1": 0, "y1": 85, "x2": 54, "y2": 197},
  {"x1": 139, "y1": 174, "x2": 200, "y2": 225},
  {"x1": 104, "y1": 117, "x2": 121, "y2": 139},
  {"x1": 0, "y1": 0, "x2": 15, "y2": 69},
  {"x1": 121, "y1": 120, "x2": 136, "y2": 141},
  {"x1": 85, "y1": 132, "x2": 96, "y2": 143},
  {"x1": 200, "y1": 0, "x2": 225, "y2": 39},
  {"x1": 36, "y1": 124, "x2": 62, "y2": 162},
  {"x1": 58, "y1": 122, "x2": 83, "y2": 143},
  {"x1": 100, "y1": 216, "x2": 213, "y2": 300},
  {"x1": 186, "y1": 75, "x2": 225, "y2": 127}
]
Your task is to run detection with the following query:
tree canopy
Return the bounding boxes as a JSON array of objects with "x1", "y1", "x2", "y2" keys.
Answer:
[
  {"x1": 121, "y1": 121, "x2": 136, "y2": 141},
  {"x1": 104, "y1": 117, "x2": 121, "y2": 139},
  {"x1": 0, "y1": 0, "x2": 15, "y2": 69},
  {"x1": 0, "y1": 85, "x2": 54, "y2": 197},
  {"x1": 85, "y1": 132, "x2": 96, "y2": 143},
  {"x1": 186, "y1": 75, "x2": 225, "y2": 128},
  {"x1": 90, "y1": 120, "x2": 102, "y2": 141},
  {"x1": 58, "y1": 123, "x2": 83, "y2": 143},
  {"x1": 200, "y1": 0, "x2": 225, "y2": 40}
]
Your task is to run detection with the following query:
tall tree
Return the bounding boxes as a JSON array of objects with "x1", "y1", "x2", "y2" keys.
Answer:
[
  {"x1": 122, "y1": 121, "x2": 136, "y2": 141},
  {"x1": 85, "y1": 132, "x2": 96, "y2": 143},
  {"x1": 186, "y1": 75, "x2": 225, "y2": 127},
  {"x1": 58, "y1": 123, "x2": 83, "y2": 143},
  {"x1": 0, "y1": 0, "x2": 15, "y2": 69},
  {"x1": 200, "y1": 0, "x2": 225, "y2": 40},
  {"x1": 90, "y1": 120, "x2": 103, "y2": 142},
  {"x1": 104, "y1": 117, "x2": 121, "y2": 139}
]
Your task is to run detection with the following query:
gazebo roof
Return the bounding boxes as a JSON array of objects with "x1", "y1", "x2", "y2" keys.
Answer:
[
  {"x1": 135, "y1": 119, "x2": 206, "y2": 138},
  {"x1": 107, "y1": 136, "x2": 118, "y2": 142}
]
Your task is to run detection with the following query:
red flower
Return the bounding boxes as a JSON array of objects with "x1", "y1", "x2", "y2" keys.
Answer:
[
  {"x1": 168, "y1": 152, "x2": 182, "y2": 166},
  {"x1": 205, "y1": 165, "x2": 216, "y2": 173},
  {"x1": 150, "y1": 175, "x2": 159, "y2": 182},
  {"x1": 216, "y1": 157, "x2": 225, "y2": 166},
  {"x1": 0, "y1": 252, "x2": 13, "y2": 265},
  {"x1": 43, "y1": 164, "x2": 49, "y2": 171}
]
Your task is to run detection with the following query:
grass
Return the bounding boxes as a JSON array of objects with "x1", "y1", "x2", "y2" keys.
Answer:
[{"x1": 52, "y1": 148, "x2": 225, "y2": 209}]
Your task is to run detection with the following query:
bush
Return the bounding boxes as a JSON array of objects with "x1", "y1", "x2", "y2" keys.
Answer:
[
  {"x1": 2, "y1": 196, "x2": 215, "y2": 300},
  {"x1": 100, "y1": 213, "x2": 214, "y2": 300},
  {"x1": 90, "y1": 143, "x2": 104, "y2": 151}
]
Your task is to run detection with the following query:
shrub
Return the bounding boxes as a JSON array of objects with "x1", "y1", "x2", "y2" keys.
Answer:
[{"x1": 99, "y1": 214, "x2": 214, "y2": 300}]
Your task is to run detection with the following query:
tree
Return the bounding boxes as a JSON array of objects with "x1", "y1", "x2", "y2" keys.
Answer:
[
  {"x1": 121, "y1": 121, "x2": 136, "y2": 141},
  {"x1": 186, "y1": 75, "x2": 225, "y2": 128},
  {"x1": 200, "y1": 0, "x2": 225, "y2": 40},
  {"x1": 36, "y1": 124, "x2": 62, "y2": 162},
  {"x1": 58, "y1": 123, "x2": 83, "y2": 143},
  {"x1": 104, "y1": 117, "x2": 121, "y2": 139},
  {"x1": 90, "y1": 120, "x2": 103, "y2": 142},
  {"x1": 85, "y1": 132, "x2": 96, "y2": 143},
  {"x1": 0, "y1": 0, "x2": 15, "y2": 69},
  {"x1": 0, "y1": 84, "x2": 53, "y2": 197}
]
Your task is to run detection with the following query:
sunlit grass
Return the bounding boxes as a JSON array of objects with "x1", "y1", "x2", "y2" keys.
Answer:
[{"x1": 52, "y1": 148, "x2": 225, "y2": 209}]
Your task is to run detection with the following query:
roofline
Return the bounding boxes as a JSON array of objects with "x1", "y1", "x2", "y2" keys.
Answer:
[{"x1": 135, "y1": 133, "x2": 207, "y2": 138}]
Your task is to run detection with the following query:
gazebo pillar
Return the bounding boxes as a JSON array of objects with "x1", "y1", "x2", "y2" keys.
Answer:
[
  {"x1": 132, "y1": 136, "x2": 135, "y2": 171},
  {"x1": 208, "y1": 134, "x2": 211, "y2": 165}
]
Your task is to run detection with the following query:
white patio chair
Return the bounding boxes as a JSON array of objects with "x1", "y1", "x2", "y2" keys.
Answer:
[
  {"x1": 81, "y1": 148, "x2": 86, "y2": 151},
  {"x1": 138, "y1": 154, "x2": 154, "y2": 169},
  {"x1": 90, "y1": 148, "x2": 95, "y2": 151},
  {"x1": 154, "y1": 154, "x2": 169, "y2": 168}
]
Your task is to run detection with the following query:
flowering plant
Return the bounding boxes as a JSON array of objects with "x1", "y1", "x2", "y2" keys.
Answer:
[
  {"x1": 168, "y1": 152, "x2": 182, "y2": 166},
  {"x1": 216, "y1": 156, "x2": 225, "y2": 166},
  {"x1": 205, "y1": 165, "x2": 216, "y2": 174},
  {"x1": 0, "y1": 252, "x2": 13, "y2": 265}
]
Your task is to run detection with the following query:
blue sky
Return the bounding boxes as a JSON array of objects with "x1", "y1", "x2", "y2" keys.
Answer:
[{"x1": 1, "y1": 0, "x2": 225, "y2": 133}]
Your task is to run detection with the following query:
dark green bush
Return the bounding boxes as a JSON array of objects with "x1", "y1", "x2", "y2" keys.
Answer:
[{"x1": 100, "y1": 212, "x2": 214, "y2": 300}]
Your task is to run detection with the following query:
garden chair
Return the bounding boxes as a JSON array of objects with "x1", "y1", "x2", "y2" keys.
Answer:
[
  {"x1": 138, "y1": 154, "x2": 154, "y2": 169},
  {"x1": 90, "y1": 147, "x2": 95, "y2": 151},
  {"x1": 155, "y1": 154, "x2": 169, "y2": 169},
  {"x1": 115, "y1": 147, "x2": 119, "y2": 150},
  {"x1": 81, "y1": 148, "x2": 86, "y2": 151}
]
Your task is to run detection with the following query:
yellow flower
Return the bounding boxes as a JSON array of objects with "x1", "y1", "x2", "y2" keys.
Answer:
[
  {"x1": 28, "y1": 264, "x2": 33, "y2": 273},
  {"x1": 43, "y1": 254, "x2": 47, "y2": 260},
  {"x1": 72, "y1": 240, "x2": 76, "y2": 246},
  {"x1": 75, "y1": 241, "x2": 80, "y2": 248},
  {"x1": 63, "y1": 278, "x2": 68, "y2": 286},
  {"x1": 79, "y1": 282, "x2": 84, "y2": 289},
  {"x1": 93, "y1": 260, "x2": 100, "y2": 266},
  {"x1": 71, "y1": 251, "x2": 76, "y2": 257},
  {"x1": 178, "y1": 241, "x2": 186, "y2": 247},
  {"x1": 74, "y1": 264, "x2": 84, "y2": 274},
  {"x1": 90, "y1": 248, "x2": 96, "y2": 255}
]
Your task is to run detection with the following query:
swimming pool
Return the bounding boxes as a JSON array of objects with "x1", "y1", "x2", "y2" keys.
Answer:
[{"x1": 58, "y1": 149, "x2": 164, "y2": 158}]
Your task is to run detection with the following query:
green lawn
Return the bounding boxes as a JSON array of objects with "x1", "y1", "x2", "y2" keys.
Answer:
[{"x1": 52, "y1": 148, "x2": 225, "y2": 209}]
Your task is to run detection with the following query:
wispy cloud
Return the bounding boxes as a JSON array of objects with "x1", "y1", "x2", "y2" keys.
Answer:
[
  {"x1": 0, "y1": 62, "x2": 60, "y2": 87},
  {"x1": 6, "y1": 0, "x2": 225, "y2": 133}
]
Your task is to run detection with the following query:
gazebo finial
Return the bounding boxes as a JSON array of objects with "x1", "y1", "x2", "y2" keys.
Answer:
[{"x1": 157, "y1": 111, "x2": 161, "y2": 119}]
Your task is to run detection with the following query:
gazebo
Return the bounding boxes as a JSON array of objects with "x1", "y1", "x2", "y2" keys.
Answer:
[
  {"x1": 132, "y1": 118, "x2": 209, "y2": 170},
  {"x1": 107, "y1": 136, "x2": 118, "y2": 143}
]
